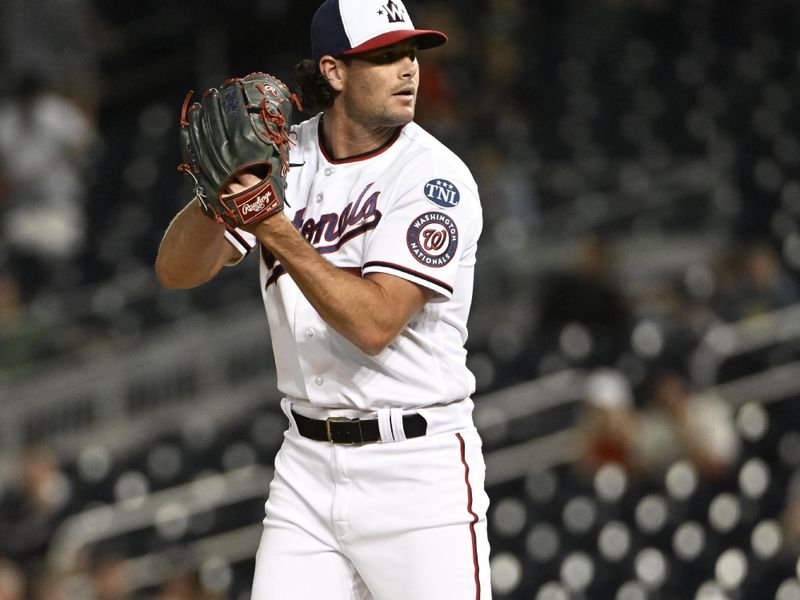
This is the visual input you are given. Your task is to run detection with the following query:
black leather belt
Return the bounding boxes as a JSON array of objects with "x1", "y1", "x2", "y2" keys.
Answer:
[{"x1": 291, "y1": 409, "x2": 427, "y2": 444}]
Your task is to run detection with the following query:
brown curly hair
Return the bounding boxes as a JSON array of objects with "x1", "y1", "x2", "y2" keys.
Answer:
[{"x1": 294, "y1": 58, "x2": 350, "y2": 114}]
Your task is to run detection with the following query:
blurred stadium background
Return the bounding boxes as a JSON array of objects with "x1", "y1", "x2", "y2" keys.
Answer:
[{"x1": 1, "y1": 0, "x2": 800, "y2": 598}]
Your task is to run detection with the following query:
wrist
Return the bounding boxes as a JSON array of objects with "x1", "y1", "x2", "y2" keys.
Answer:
[{"x1": 246, "y1": 211, "x2": 293, "y2": 239}]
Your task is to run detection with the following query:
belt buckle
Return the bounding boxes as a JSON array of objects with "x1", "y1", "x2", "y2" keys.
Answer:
[{"x1": 325, "y1": 416, "x2": 357, "y2": 444}]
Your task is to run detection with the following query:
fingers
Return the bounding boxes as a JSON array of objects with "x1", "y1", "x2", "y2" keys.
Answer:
[
  {"x1": 236, "y1": 172, "x2": 262, "y2": 187},
  {"x1": 221, "y1": 172, "x2": 261, "y2": 197}
]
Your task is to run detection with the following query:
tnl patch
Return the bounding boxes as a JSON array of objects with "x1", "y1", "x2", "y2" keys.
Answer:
[
  {"x1": 423, "y1": 179, "x2": 460, "y2": 209},
  {"x1": 406, "y1": 211, "x2": 459, "y2": 268}
]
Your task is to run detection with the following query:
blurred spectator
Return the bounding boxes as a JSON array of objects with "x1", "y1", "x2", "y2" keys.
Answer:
[
  {"x1": 781, "y1": 469, "x2": 800, "y2": 558},
  {"x1": 155, "y1": 571, "x2": 226, "y2": 600},
  {"x1": 0, "y1": 272, "x2": 61, "y2": 371},
  {"x1": 537, "y1": 234, "x2": 633, "y2": 365},
  {"x1": 0, "y1": 0, "x2": 103, "y2": 107},
  {"x1": 89, "y1": 553, "x2": 132, "y2": 600},
  {"x1": 0, "y1": 445, "x2": 73, "y2": 561},
  {"x1": 713, "y1": 241, "x2": 800, "y2": 322},
  {"x1": 413, "y1": 3, "x2": 468, "y2": 140},
  {"x1": 627, "y1": 273, "x2": 718, "y2": 372},
  {"x1": 0, "y1": 75, "x2": 97, "y2": 301},
  {"x1": 634, "y1": 369, "x2": 738, "y2": 478},
  {"x1": 469, "y1": 142, "x2": 539, "y2": 239},
  {"x1": 27, "y1": 570, "x2": 78, "y2": 600},
  {"x1": 0, "y1": 272, "x2": 23, "y2": 330},
  {"x1": 575, "y1": 368, "x2": 639, "y2": 475},
  {"x1": 0, "y1": 557, "x2": 26, "y2": 600}
]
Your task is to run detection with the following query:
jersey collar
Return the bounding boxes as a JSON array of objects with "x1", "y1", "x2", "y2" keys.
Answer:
[{"x1": 317, "y1": 116, "x2": 403, "y2": 164}]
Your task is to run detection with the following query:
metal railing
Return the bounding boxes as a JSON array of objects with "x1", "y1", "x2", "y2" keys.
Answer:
[
  {"x1": 690, "y1": 303, "x2": 800, "y2": 386},
  {"x1": 0, "y1": 297, "x2": 274, "y2": 480}
]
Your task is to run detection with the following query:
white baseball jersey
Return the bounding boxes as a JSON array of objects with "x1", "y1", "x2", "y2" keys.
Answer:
[{"x1": 226, "y1": 113, "x2": 482, "y2": 412}]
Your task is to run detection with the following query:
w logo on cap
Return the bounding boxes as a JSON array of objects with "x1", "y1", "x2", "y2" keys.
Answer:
[
  {"x1": 311, "y1": 0, "x2": 447, "y2": 64},
  {"x1": 378, "y1": 0, "x2": 406, "y2": 24}
]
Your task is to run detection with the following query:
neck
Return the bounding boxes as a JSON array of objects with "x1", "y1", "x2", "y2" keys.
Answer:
[{"x1": 320, "y1": 110, "x2": 398, "y2": 160}]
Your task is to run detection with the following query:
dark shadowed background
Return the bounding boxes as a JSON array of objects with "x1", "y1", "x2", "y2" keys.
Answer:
[{"x1": 1, "y1": 1, "x2": 800, "y2": 598}]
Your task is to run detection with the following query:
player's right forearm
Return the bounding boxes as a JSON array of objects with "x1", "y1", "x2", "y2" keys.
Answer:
[{"x1": 155, "y1": 199, "x2": 235, "y2": 289}]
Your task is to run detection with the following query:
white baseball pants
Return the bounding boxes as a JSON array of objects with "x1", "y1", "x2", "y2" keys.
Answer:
[{"x1": 250, "y1": 402, "x2": 492, "y2": 599}]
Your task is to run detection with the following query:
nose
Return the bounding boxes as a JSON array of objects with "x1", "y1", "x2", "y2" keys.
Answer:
[{"x1": 400, "y1": 57, "x2": 418, "y2": 79}]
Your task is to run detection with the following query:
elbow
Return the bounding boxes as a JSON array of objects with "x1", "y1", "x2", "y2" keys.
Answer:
[
  {"x1": 157, "y1": 275, "x2": 190, "y2": 290},
  {"x1": 354, "y1": 328, "x2": 397, "y2": 356},
  {"x1": 358, "y1": 342, "x2": 388, "y2": 357},
  {"x1": 156, "y1": 272, "x2": 187, "y2": 290},
  {"x1": 154, "y1": 257, "x2": 181, "y2": 289},
  {"x1": 155, "y1": 257, "x2": 204, "y2": 289}
]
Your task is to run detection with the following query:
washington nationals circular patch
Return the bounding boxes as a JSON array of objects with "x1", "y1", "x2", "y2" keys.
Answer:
[{"x1": 406, "y1": 212, "x2": 459, "y2": 267}]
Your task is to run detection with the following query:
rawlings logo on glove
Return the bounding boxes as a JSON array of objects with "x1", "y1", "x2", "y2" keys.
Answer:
[
  {"x1": 177, "y1": 72, "x2": 302, "y2": 228},
  {"x1": 234, "y1": 180, "x2": 280, "y2": 223}
]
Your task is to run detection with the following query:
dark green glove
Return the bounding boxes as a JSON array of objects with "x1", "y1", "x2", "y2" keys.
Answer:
[{"x1": 178, "y1": 72, "x2": 298, "y2": 228}]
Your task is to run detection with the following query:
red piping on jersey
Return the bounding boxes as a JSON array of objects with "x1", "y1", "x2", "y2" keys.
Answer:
[
  {"x1": 317, "y1": 118, "x2": 403, "y2": 164},
  {"x1": 457, "y1": 433, "x2": 481, "y2": 600},
  {"x1": 362, "y1": 261, "x2": 454, "y2": 295}
]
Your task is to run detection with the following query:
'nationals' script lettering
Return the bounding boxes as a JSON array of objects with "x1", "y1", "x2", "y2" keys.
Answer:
[
  {"x1": 262, "y1": 183, "x2": 382, "y2": 288},
  {"x1": 291, "y1": 183, "x2": 382, "y2": 254}
]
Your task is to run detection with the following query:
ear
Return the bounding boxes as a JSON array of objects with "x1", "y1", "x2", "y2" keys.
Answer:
[{"x1": 319, "y1": 55, "x2": 346, "y2": 92}]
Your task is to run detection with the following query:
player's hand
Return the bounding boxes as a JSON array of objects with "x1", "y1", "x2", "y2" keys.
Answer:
[
  {"x1": 226, "y1": 171, "x2": 291, "y2": 237},
  {"x1": 224, "y1": 172, "x2": 262, "y2": 196}
]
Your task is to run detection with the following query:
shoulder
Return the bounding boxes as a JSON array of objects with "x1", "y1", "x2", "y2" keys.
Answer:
[
  {"x1": 398, "y1": 122, "x2": 476, "y2": 187},
  {"x1": 389, "y1": 123, "x2": 480, "y2": 214},
  {"x1": 288, "y1": 113, "x2": 321, "y2": 166},
  {"x1": 290, "y1": 113, "x2": 320, "y2": 146}
]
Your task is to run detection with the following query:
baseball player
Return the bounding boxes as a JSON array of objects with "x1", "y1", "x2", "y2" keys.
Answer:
[{"x1": 155, "y1": 0, "x2": 490, "y2": 598}]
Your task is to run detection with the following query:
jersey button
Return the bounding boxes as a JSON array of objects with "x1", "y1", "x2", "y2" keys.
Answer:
[
  {"x1": 324, "y1": 168, "x2": 333, "y2": 176},
  {"x1": 314, "y1": 376, "x2": 324, "y2": 386},
  {"x1": 305, "y1": 328, "x2": 315, "y2": 338},
  {"x1": 314, "y1": 193, "x2": 324, "y2": 203}
]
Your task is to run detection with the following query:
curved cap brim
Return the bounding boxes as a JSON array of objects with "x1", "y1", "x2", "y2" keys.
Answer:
[{"x1": 341, "y1": 29, "x2": 448, "y2": 56}]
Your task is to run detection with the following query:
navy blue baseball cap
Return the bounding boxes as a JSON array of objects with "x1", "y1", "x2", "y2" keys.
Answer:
[{"x1": 311, "y1": 0, "x2": 448, "y2": 64}]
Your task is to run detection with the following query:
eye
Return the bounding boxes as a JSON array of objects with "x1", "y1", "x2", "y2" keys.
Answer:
[
  {"x1": 365, "y1": 51, "x2": 393, "y2": 64},
  {"x1": 363, "y1": 45, "x2": 417, "y2": 64}
]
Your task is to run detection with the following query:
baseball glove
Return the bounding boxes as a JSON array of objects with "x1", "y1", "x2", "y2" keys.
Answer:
[{"x1": 178, "y1": 72, "x2": 300, "y2": 228}]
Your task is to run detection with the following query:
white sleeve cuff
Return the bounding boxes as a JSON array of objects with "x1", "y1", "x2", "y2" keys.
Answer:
[{"x1": 223, "y1": 227, "x2": 256, "y2": 266}]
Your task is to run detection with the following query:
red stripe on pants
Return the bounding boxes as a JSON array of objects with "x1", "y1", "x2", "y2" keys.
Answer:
[{"x1": 457, "y1": 432, "x2": 481, "y2": 600}]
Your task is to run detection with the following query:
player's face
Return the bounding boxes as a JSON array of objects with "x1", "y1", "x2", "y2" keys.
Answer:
[{"x1": 340, "y1": 40, "x2": 419, "y2": 128}]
